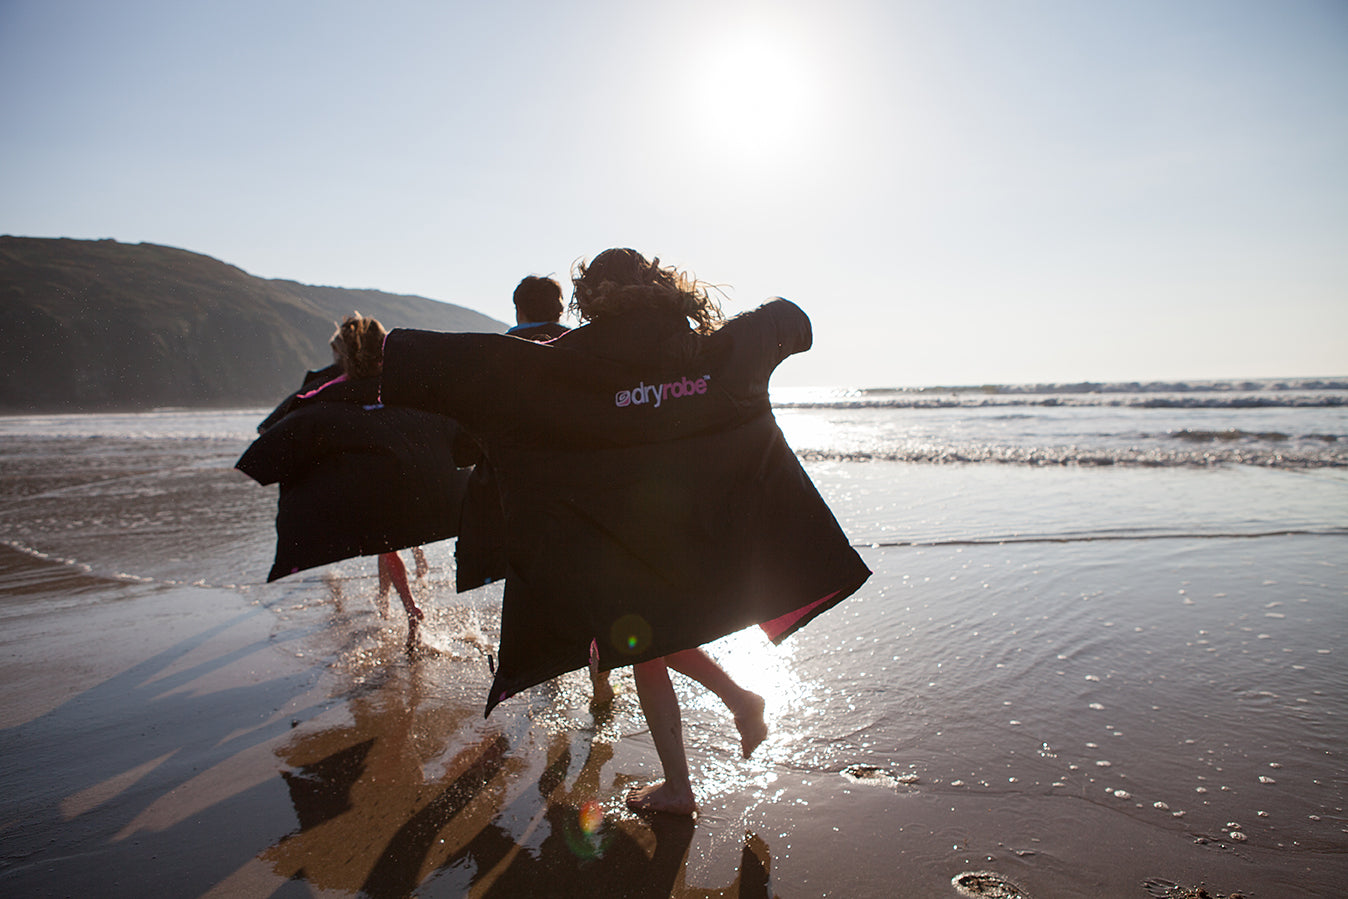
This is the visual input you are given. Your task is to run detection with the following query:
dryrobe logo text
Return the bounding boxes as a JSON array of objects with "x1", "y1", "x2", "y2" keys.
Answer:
[{"x1": 615, "y1": 375, "x2": 710, "y2": 408}]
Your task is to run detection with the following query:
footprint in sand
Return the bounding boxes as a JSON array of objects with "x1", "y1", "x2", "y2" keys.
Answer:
[{"x1": 952, "y1": 871, "x2": 1031, "y2": 898}]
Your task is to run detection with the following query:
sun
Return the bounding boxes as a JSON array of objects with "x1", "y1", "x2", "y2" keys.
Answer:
[{"x1": 685, "y1": 30, "x2": 824, "y2": 168}]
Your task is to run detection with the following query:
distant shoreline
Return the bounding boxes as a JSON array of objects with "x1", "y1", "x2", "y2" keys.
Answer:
[{"x1": 6, "y1": 375, "x2": 1347, "y2": 416}]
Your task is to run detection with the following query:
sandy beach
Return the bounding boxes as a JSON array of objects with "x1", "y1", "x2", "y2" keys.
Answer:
[
  {"x1": 2, "y1": 408, "x2": 1345, "y2": 897},
  {"x1": 0, "y1": 547, "x2": 854, "y2": 898},
  {"x1": 4, "y1": 527, "x2": 1345, "y2": 897}
]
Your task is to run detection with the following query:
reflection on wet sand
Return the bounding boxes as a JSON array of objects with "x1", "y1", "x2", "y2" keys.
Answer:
[
  {"x1": 252, "y1": 664, "x2": 777, "y2": 897},
  {"x1": 244, "y1": 662, "x2": 515, "y2": 893}
]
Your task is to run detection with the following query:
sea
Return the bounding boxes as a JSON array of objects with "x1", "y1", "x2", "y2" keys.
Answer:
[{"x1": 1, "y1": 377, "x2": 1345, "y2": 897}]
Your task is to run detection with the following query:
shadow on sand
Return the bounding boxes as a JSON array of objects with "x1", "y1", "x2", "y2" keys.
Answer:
[
  {"x1": 0, "y1": 574, "x2": 778, "y2": 898},
  {"x1": 257, "y1": 669, "x2": 778, "y2": 898}
]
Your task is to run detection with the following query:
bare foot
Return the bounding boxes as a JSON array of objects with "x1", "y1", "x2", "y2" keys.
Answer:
[
  {"x1": 735, "y1": 692, "x2": 768, "y2": 759},
  {"x1": 591, "y1": 671, "x2": 615, "y2": 706},
  {"x1": 625, "y1": 781, "x2": 696, "y2": 816},
  {"x1": 404, "y1": 618, "x2": 422, "y2": 656},
  {"x1": 406, "y1": 638, "x2": 441, "y2": 659}
]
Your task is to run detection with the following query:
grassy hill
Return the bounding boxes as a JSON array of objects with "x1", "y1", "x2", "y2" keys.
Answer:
[{"x1": 0, "y1": 236, "x2": 506, "y2": 412}]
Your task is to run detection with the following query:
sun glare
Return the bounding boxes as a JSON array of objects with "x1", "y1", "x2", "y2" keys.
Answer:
[{"x1": 686, "y1": 31, "x2": 824, "y2": 169}]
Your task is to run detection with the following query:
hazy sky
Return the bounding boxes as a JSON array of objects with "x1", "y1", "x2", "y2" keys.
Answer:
[{"x1": 2, "y1": 0, "x2": 1345, "y2": 387}]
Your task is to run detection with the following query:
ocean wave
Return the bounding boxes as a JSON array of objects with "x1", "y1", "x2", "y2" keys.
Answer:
[
  {"x1": 796, "y1": 443, "x2": 1347, "y2": 468},
  {"x1": 772, "y1": 379, "x2": 1348, "y2": 410},
  {"x1": 852, "y1": 527, "x2": 1348, "y2": 549},
  {"x1": 1169, "y1": 428, "x2": 1340, "y2": 443},
  {"x1": 776, "y1": 393, "x2": 1347, "y2": 411}
]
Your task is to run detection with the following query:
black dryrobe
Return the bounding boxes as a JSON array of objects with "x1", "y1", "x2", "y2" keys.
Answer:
[
  {"x1": 381, "y1": 299, "x2": 871, "y2": 715},
  {"x1": 236, "y1": 375, "x2": 469, "y2": 582}
]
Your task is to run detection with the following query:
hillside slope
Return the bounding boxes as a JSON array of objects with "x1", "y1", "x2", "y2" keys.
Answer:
[{"x1": 0, "y1": 237, "x2": 506, "y2": 411}]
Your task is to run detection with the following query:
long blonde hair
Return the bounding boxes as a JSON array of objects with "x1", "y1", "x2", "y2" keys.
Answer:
[
  {"x1": 329, "y1": 312, "x2": 386, "y2": 379},
  {"x1": 570, "y1": 248, "x2": 723, "y2": 335}
]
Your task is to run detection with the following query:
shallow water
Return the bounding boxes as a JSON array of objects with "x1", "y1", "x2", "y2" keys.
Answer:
[{"x1": 1, "y1": 407, "x2": 1345, "y2": 896}]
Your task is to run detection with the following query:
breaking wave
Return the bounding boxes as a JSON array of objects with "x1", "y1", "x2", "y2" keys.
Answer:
[
  {"x1": 796, "y1": 442, "x2": 1346, "y2": 468},
  {"x1": 773, "y1": 378, "x2": 1348, "y2": 410},
  {"x1": 776, "y1": 378, "x2": 1348, "y2": 469}
]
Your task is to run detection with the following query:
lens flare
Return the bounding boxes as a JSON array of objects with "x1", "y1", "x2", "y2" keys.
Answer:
[
  {"x1": 610, "y1": 613, "x2": 652, "y2": 655},
  {"x1": 579, "y1": 799, "x2": 603, "y2": 835},
  {"x1": 563, "y1": 800, "x2": 612, "y2": 860}
]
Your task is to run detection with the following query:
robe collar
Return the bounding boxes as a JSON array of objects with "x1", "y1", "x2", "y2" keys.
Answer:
[{"x1": 555, "y1": 311, "x2": 695, "y2": 367}]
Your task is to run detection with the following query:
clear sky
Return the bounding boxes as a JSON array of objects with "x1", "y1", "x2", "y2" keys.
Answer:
[{"x1": 2, "y1": 0, "x2": 1345, "y2": 387}]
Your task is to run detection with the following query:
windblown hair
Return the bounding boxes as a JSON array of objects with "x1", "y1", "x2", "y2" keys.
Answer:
[
  {"x1": 570, "y1": 248, "x2": 723, "y2": 335},
  {"x1": 330, "y1": 312, "x2": 387, "y2": 379},
  {"x1": 512, "y1": 275, "x2": 564, "y2": 324}
]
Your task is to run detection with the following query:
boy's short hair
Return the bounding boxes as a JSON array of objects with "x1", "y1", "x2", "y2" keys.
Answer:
[{"x1": 512, "y1": 276, "x2": 564, "y2": 324}]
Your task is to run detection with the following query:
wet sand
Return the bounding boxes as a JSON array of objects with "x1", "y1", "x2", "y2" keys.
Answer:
[
  {"x1": 3, "y1": 538, "x2": 1345, "y2": 899},
  {"x1": 0, "y1": 549, "x2": 791, "y2": 898}
]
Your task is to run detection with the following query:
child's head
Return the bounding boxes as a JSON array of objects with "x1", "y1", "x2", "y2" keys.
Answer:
[
  {"x1": 512, "y1": 275, "x2": 564, "y2": 325},
  {"x1": 330, "y1": 312, "x2": 387, "y2": 378},
  {"x1": 571, "y1": 248, "x2": 722, "y2": 334}
]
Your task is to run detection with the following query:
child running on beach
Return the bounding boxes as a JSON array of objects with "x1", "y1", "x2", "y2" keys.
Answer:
[
  {"x1": 239, "y1": 313, "x2": 469, "y2": 654},
  {"x1": 380, "y1": 249, "x2": 870, "y2": 813},
  {"x1": 456, "y1": 274, "x2": 614, "y2": 704}
]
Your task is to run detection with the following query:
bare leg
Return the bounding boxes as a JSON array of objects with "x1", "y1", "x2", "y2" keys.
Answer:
[
  {"x1": 375, "y1": 557, "x2": 392, "y2": 619},
  {"x1": 589, "y1": 640, "x2": 615, "y2": 706},
  {"x1": 666, "y1": 648, "x2": 768, "y2": 758},
  {"x1": 377, "y1": 552, "x2": 423, "y2": 652},
  {"x1": 590, "y1": 668, "x2": 615, "y2": 705},
  {"x1": 627, "y1": 658, "x2": 696, "y2": 815},
  {"x1": 412, "y1": 546, "x2": 429, "y2": 579}
]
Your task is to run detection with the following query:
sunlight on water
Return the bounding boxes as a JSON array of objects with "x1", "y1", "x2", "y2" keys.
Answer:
[
  {"x1": 773, "y1": 407, "x2": 841, "y2": 453},
  {"x1": 770, "y1": 386, "x2": 865, "y2": 405},
  {"x1": 698, "y1": 628, "x2": 809, "y2": 728}
]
